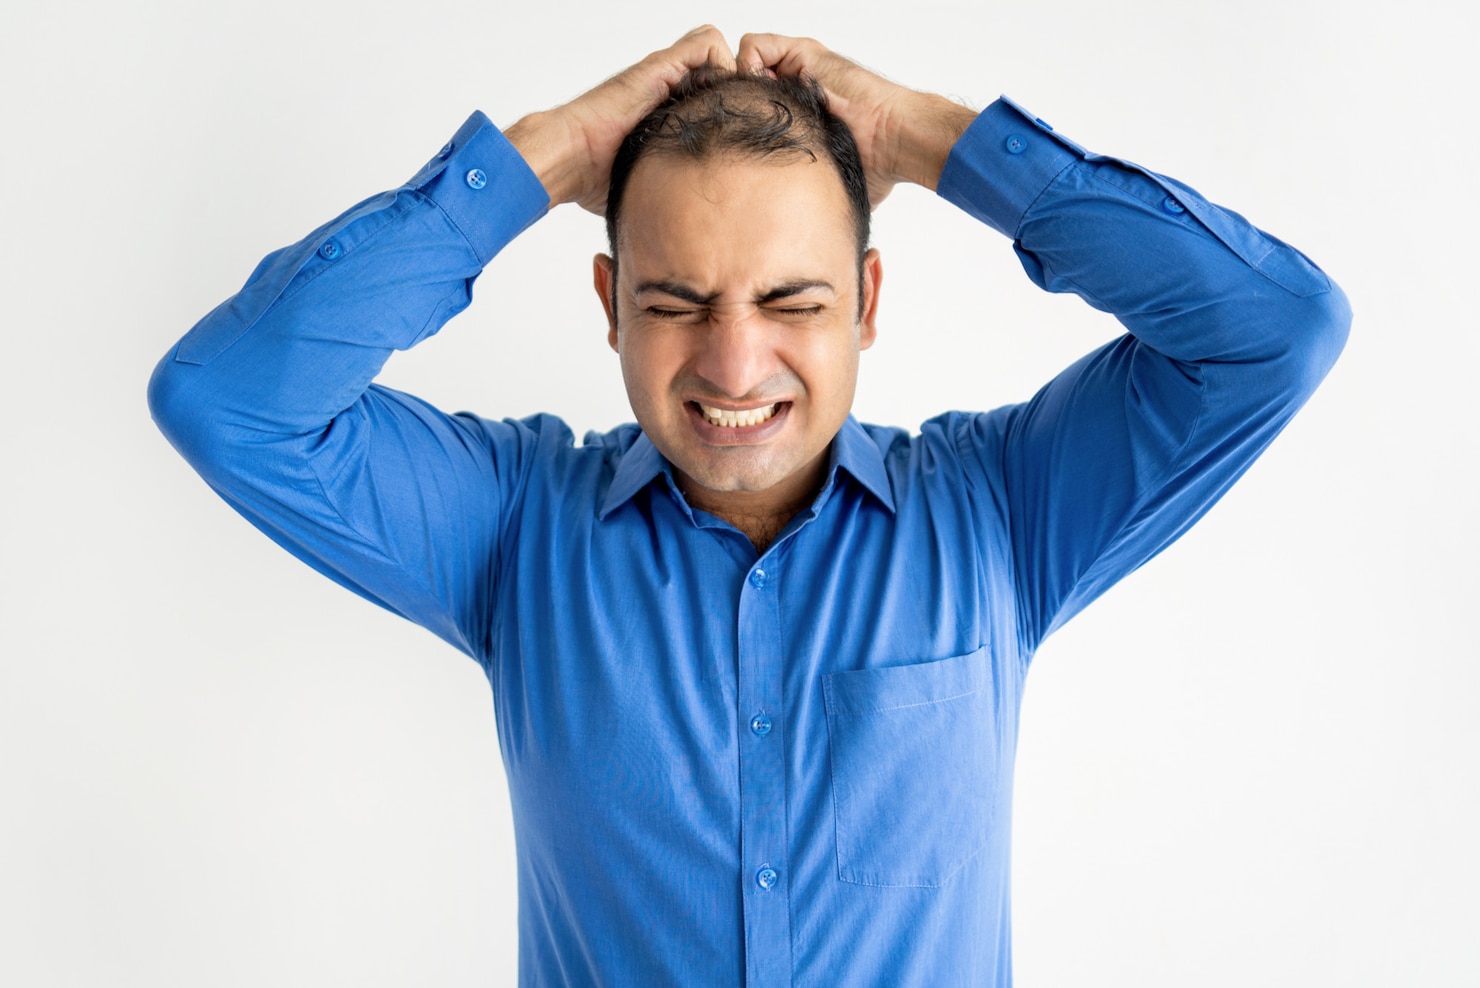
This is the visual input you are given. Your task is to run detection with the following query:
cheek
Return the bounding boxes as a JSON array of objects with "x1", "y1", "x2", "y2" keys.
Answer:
[
  {"x1": 790, "y1": 333, "x2": 861, "y2": 401},
  {"x1": 619, "y1": 329, "x2": 685, "y2": 405}
]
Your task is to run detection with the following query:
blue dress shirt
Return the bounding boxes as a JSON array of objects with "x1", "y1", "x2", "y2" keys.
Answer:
[{"x1": 149, "y1": 97, "x2": 1350, "y2": 986}]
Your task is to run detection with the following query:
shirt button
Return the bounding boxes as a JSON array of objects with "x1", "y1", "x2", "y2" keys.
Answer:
[
  {"x1": 750, "y1": 714, "x2": 772, "y2": 737},
  {"x1": 1162, "y1": 194, "x2": 1186, "y2": 214},
  {"x1": 756, "y1": 866, "x2": 778, "y2": 890},
  {"x1": 465, "y1": 168, "x2": 488, "y2": 190},
  {"x1": 318, "y1": 240, "x2": 341, "y2": 260},
  {"x1": 437, "y1": 142, "x2": 454, "y2": 159},
  {"x1": 749, "y1": 568, "x2": 767, "y2": 589},
  {"x1": 1004, "y1": 135, "x2": 1027, "y2": 154}
]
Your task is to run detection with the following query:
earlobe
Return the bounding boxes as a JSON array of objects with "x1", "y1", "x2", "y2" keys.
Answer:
[
  {"x1": 593, "y1": 254, "x2": 619, "y2": 352},
  {"x1": 858, "y1": 248, "x2": 882, "y2": 351}
]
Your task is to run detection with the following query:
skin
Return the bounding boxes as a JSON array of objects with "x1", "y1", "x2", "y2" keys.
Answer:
[
  {"x1": 503, "y1": 26, "x2": 977, "y2": 550},
  {"x1": 592, "y1": 153, "x2": 882, "y2": 550}
]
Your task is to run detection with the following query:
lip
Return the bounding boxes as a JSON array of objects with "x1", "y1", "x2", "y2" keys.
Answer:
[{"x1": 686, "y1": 400, "x2": 792, "y2": 445}]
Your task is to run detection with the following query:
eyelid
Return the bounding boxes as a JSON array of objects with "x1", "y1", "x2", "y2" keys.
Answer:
[
  {"x1": 644, "y1": 302, "x2": 824, "y2": 320},
  {"x1": 646, "y1": 306, "x2": 706, "y2": 320}
]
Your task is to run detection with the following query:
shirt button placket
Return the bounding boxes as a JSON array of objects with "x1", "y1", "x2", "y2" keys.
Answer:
[{"x1": 736, "y1": 561, "x2": 790, "y2": 985}]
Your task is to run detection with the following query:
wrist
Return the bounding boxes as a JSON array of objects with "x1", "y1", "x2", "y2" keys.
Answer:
[
  {"x1": 885, "y1": 93, "x2": 978, "y2": 191},
  {"x1": 504, "y1": 109, "x2": 583, "y2": 208}
]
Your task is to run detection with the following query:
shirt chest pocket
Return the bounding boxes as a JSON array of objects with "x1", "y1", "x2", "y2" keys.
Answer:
[{"x1": 822, "y1": 646, "x2": 999, "y2": 888}]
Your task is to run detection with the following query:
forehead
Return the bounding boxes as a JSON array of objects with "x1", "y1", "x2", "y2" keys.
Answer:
[{"x1": 615, "y1": 154, "x2": 856, "y2": 284}]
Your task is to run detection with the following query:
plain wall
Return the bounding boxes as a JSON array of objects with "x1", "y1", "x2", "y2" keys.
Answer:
[{"x1": 2, "y1": 0, "x2": 1475, "y2": 984}]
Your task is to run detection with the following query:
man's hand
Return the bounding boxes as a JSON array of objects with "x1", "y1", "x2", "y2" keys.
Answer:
[
  {"x1": 505, "y1": 25, "x2": 736, "y2": 214},
  {"x1": 736, "y1": 33, "x2": 977, "y2": 209}
]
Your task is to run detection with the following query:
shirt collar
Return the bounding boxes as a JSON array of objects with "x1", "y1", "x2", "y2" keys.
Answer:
[
  {"x1": 598, "y1": 431, "x2": 670, "y2": 519},
  {"x1": 597, "y1": 416, "x2": 895, "y2": 520},
  {"x1": 824, "y1": 415, "x2": 895, "y2": 512}
]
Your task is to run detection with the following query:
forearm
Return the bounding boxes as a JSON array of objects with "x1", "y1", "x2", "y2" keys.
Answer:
[
  {"x1": 149, "y1": 112, "x2": 546, "y2": 456},
  {"x1": 938, "y1": 97, "x2": 1350, "y2": 377},
  {"x1": 503, "y1": 110, "x2": 576, "y2": 210},
  {"x1": 879, "y1": 92, "x2": 978, "y2": 193}
]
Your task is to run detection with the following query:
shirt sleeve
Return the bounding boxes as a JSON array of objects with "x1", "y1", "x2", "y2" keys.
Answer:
[
  {"x1": 935, "y1": 97, "x2": 1352, "y2": 653},
  {"x1": 147, "y1": 112, "x2": 551, "y2": 660}
]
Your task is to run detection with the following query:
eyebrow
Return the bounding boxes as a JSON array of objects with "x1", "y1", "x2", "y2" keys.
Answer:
[{"x1": 633, "y1": 279, "x2": 837, "y2": 305}]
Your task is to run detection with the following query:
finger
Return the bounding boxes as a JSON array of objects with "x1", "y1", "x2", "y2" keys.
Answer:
[
  {"x1": 736, "y1": 32, "x2": 820, "y2": 78},
  {"x1": 612, "y1": 26, "x2": 735, "y2": 117},
  {"x1": 664, "y1": 24, "x2": 737, "y2": 75}
]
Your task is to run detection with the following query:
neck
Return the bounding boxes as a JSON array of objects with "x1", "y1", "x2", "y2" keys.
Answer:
[{"x1": 676, "y1": 456, "x2": 828, "y2": 555}]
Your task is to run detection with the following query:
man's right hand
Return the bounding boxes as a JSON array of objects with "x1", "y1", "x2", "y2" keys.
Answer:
[{"x1": 504, "y1": 25, "x2": 736, "y2": 215}]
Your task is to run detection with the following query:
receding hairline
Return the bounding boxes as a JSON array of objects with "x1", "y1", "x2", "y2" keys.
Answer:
[{"x1": 609, "y1": 147, "x2": 848, "y2": 253}]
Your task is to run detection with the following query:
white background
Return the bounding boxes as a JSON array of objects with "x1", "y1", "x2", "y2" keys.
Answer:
[{"x1": 2, "y1": 0, "x2": 1475, "y2": 984}]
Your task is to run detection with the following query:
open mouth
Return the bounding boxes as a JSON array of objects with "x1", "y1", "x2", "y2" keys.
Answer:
[{"x1": 693, "y1": 401, "x2": 782, "y2": 429}]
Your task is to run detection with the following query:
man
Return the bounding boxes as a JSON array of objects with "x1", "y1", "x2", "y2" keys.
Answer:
[{"x1": 149, "y1": 26, "x2": 1349, "y2": 987}]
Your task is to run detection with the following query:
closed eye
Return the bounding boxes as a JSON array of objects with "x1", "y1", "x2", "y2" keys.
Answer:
[
  {"x1": 646, "y1": 307, "x2": 706, "y2": 321},
  {"x1": 644, "y1": 304, "x2": 824, "y2": 321}
]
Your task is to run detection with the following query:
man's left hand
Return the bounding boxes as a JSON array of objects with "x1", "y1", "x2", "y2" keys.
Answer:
[{"x1": 736, "y1": 33, "x2": 977, "y2": 208}]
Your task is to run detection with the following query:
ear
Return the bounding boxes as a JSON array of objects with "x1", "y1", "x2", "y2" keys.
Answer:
[
  {"x1": 858, "y1": 248, "x2": 882, "y2": 351},
  {"x1": 593, "y1": 253, "x2": 618, "y2": 352}
]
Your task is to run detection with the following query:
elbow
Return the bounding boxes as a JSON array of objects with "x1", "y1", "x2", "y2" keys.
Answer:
[
  {"x1": 147, "y1": 346, "x2": 186, "y2": 440},
  {"x1": 1306, "y1": 279, "x2": 1353, "y2": 388},
  {"x1": 147, "y1": 345, "x2": 216, "y2": 469},
  {"x1": 1271, "y1": 278, "x2": 1352, "y2": 403}
]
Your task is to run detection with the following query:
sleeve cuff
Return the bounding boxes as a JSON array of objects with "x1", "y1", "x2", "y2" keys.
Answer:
[
  {"x1": 410, "y1": 111, "x2": 550, "y2": 264},
  {"x1": 936, "y1": 96, "x2": 1082, "y2": 239}
]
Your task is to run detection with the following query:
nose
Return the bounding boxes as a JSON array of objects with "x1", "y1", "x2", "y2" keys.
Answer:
[{"x1": 690, "y1": 307, "x2": 779, "y2": 400}]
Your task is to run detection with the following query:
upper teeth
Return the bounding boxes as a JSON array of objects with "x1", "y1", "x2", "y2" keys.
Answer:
[{"x1": 699, "y1": 402, "x2": 778, "y2": 428}]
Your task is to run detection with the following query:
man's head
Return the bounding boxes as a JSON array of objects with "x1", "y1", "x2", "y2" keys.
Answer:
[{"x1": 594, "y1": 67, "x2": 882, "y2": 503}]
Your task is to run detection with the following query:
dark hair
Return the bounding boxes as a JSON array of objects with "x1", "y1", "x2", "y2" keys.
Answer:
[{"x1": 605, "y1": 66, "x2": 871, "y2": 310}]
